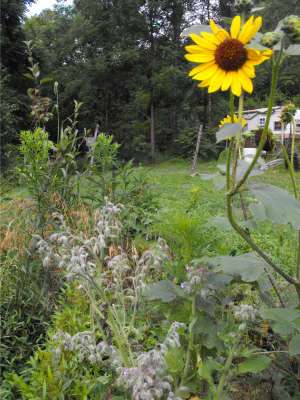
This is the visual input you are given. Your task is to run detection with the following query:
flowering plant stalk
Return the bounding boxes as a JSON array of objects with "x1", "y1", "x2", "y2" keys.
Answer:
[{"x1": 184, "y1": 4, "x2": 300, "y2": 396}]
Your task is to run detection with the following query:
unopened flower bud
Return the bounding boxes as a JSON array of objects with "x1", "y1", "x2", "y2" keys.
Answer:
[
  {"x1": 261, "y1": 32, "x2": 280, "y2": 48},
  {"x1": 282, "y1": 15, "x2": 300, "y2": 43},
  {"x1": 234, "y1": 0, "x2": 253, "y2": 14}
]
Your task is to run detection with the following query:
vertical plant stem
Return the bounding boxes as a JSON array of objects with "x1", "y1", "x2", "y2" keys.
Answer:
[
  {"x1": 215, "y1": 337, "x2": 241, "y2": 400},
  {"x1": 291, "y1": 117, "x2": 296, "y2": 174},
  {"x1": 231, "y1": 50, "x2": 281, "y2": 193},
  {"x1": 230, "y1": 91, "x2": 244, "y2": 189},
  {"x1": 180, "y1": 292, "x2": 196, "y2": 386}
]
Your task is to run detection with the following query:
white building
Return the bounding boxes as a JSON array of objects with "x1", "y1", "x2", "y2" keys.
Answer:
[{"x1": 241, "y1": 106, "x2": 300, "y2": 143}]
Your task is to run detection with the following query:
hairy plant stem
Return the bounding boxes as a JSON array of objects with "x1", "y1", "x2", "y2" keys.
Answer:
[
  {"x1": 215, "y1": 336, "x2": 241, "y2": 400},
  {"x1": 83, "y1": 274, "x2": 132, "y2": 368},
  {"x1": 291, "y1": 116, "x2": 296, "y2": 174},
  {"x1": 277, "y1": 140, "x2": 300, "y2": 290},
  {"x1": 230, "y1": 92, "x2": 244, "y2": 189},
  {"x1": 180, "y1": 291, "x2": 196, "y2": 386},
  {"x1": 226, "y1": 193, "x2": 299, "y2": 287}
]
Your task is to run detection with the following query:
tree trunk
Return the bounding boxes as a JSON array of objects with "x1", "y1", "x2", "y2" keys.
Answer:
[
  {"x1": 150, "y1": 100, "x2": 155, "y2": 156},
  {"x1": 191, "y1": 124, "x2": 203, "y2": 174}
]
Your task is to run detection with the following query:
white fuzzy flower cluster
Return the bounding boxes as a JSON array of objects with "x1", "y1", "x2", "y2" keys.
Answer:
[
  {"x1": 52, "y1": 329, "x2": 119, "y2": 366},
  {"x1": 180, "y1": 263, "x2": 212, "y2": 296},
  {"x1": 34, "y1": 197, "x2": 125, "y2": 281},
  {"x1": 116, "y1": 322, "x2": 187, "y2": 400},
  {"x1": 234, "y1": 303, "x2": 259, "y2": 322}
]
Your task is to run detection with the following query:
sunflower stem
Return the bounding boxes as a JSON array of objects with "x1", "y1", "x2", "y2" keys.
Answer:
[
  {"x1": 231, "y1": 52, "x2": 280, "y2": 194},
  {"x1": 230, "y1": 91, "x2": 244, "y2": 189}
]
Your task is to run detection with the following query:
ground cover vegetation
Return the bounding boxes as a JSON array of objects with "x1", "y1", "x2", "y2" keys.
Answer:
[{"x1": 1, "y1": 0, "x2": 300, "y2": 399}]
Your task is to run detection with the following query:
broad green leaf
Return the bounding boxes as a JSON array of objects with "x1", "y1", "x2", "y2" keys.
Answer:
[
  {"x1": 247, "y1": 182, "x2": 300, "y2": 230},
  {"x1": 40, "y1": 77, "x2": 53, "y2": 84},
  {"x1": 198, "y1": 362, "x2": 214, "y2": 387},
  {"x1": 289, "y1": 334, "x2": 300, "y2": 356},
  {"x1": 213, "y1": 175, "x2": 226, "y2": 190},
  {"x1": 249, "y1": 202, "x2": 267, "y2": 222},
  {"x1": 23, "y1": 73, "x2": 34, "y2": 80},
  {"x1": 196, "y1": 316, "x2": 225, "y2": 350},
  {"x1": 164, "y1": 348, "x2": 186, "y2": 373},
  {"x1": 196, "y1": 298, "x2": 215, "y2": 316},
  {"x1": 291, "y1": 317, "x2": 300, "y2": 329},
  {"x1": 207, "y1": 273, "x2": 233, "y2": 291},
  {"x1": 259, "y1": 308, "x2": 300, "y2": 335},
  {"x1": 199, "y1": 252, "x2": 269, "y2": 282},
  {"x1": 181, "y1": 24, "x2": 222, "y2": 37},
  {"x1": 216, "y1": 123, "x2": 242, "y2": 143},
  {"x1": 246, "y1": 43, "x2": 270, "y2": 51},
  {"x1": 190, "y1": 173, "x2": 216, "y2": 180},
  {"x1": 251, "y1": 7, "x2": 265, "y2": 12},
  {"x1": 286, "y1": 44, "x2": 300, "y2": 56},
  {"x1": 205, "y1": 216, "x2": 233, "y2": 231},
  {"x1": 274, "y1": 386, "x2": 291, "y2": 400},
  {"x1": 238, "y1": 219, "x2": 259, "y2": 231},
  {"x1": 142, "y1": 280, "x2": 178, "y2": 302},
  {"x1": 237, "y1": 355, "x2": 271, "y2": 374},
  {"x1": 217, "y1": 160, "x2": 264, "y2": 179}
]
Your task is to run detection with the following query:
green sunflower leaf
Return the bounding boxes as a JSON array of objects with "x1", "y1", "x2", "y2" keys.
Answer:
[
  {"x1": 247, "y1": 181, "x2": 300, "y2": 230},
  {"x1": 216, "y1": 123, "x2": 243, "y2": 143},
  {"x1": 246, "y1": 42, "x2": 270, "y2": 51},
  {"x1": 181, "y1": 24, "x2": 222, "y2": 37},
  {"x1": 286, "y1": 44, "x2": 300, "y2": 56},
  {"x1": 259, "y1": 308, "x2": 300, "y2": 335},
  {"x1": 198, "y1": 252, "x2": 268, "y2": 282}
]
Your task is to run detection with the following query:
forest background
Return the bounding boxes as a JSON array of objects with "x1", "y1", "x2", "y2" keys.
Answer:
[{"x1": 1, "y1": 0, "x2": 300, "y2": 168}]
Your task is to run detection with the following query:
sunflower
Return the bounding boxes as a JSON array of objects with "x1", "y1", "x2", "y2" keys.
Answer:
[
  {"x1": 219, "y1": 114, "x2": 246, "y2": 140},
  {"x1": 185, "y1": 16, "x2": 273, "y2": 97},
  {"x1": 219, "y1": 114, "x2": 246, "y2": 128}
]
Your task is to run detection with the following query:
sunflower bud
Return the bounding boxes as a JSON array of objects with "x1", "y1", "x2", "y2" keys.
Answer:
[
  {"x1": 282, "y1": 15, "x2": 300, "y2": 43},
  {"x1": 234, "y1": 0, "x2": 253, "y2": 14},
  {"x1": 279, "y1": 103, "x2": 297, "y2": 124},
  {"x1": 260, "y1": 32, "x2": 280, "y2": 48}
]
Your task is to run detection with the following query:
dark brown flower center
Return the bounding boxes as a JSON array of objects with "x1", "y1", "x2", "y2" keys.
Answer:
[{"x1": 215, "y1": 39, "x2": 247, "y2": 71}]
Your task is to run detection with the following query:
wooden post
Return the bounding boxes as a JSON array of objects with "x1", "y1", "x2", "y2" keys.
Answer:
[
  {"x1": 191, "y1": 124, "x2": 203, "y2": 174},
  {"x1": 88, "y1": 124, "x2": 99, "y2": 183}
]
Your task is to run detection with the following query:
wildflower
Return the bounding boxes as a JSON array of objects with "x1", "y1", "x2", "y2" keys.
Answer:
[
  {"x1": 219, "y1": 114, "x2": 246, "y2": 139},
  {"x1": 185, "y1": 15, "x2": 273, "y2": 97},
  {"x1": 279, "y1": 103, "x2": 297, "y2": 125}
]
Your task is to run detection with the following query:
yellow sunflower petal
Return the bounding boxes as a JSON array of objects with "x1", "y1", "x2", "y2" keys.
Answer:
[
  {"x1": 185, "y1": 45, "x2": 215, "y2": 54},
  {"x1": 238, "y1": 68, "x2": 253, "y2": 93},
  {"x1": 210, "y1": 19, "x2": 219, "y2": 34},
  {"x1": 190, "y1": 34, "x2": 217, "y2": 50},
  {"x1": 201, "y1": 31, "x2": 224, "y2": 46},
  {"x1": 215, "y1": 29, "x2": 230, "y2": 42},
  {"x1": 246, "y1": 49, "x2": 272, "y2": 66},
  {"x1": 242, "y1": 62, "x2": 256, "y2": 78},
  {"x1": 185, "y1": 53, "x2": 216, "y2": 62},
  {"x1": 197, "y1": 77, "x2": 212, "y2": 88},
  {"x1": 231, "y1": 71, "x2": 242, "y2": 97},
  {"x1": 239, "y1": 16, "x2": 262, "y2": 44},
  {"x1": 188, "y1": 60, "x2": 216, "y2": 76},
  {"x1": 193, "y1": 63, "x2": 219, "y2": 80},
  {"x1": 208, "y1": 69, "x2": 226, "y2": 93},
  {"x1": 231, "y1": 16, "x2": 241, "y2": 39},
  {"x1": 221, "y1": 71, "x2": 233, "y2": 91}
]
